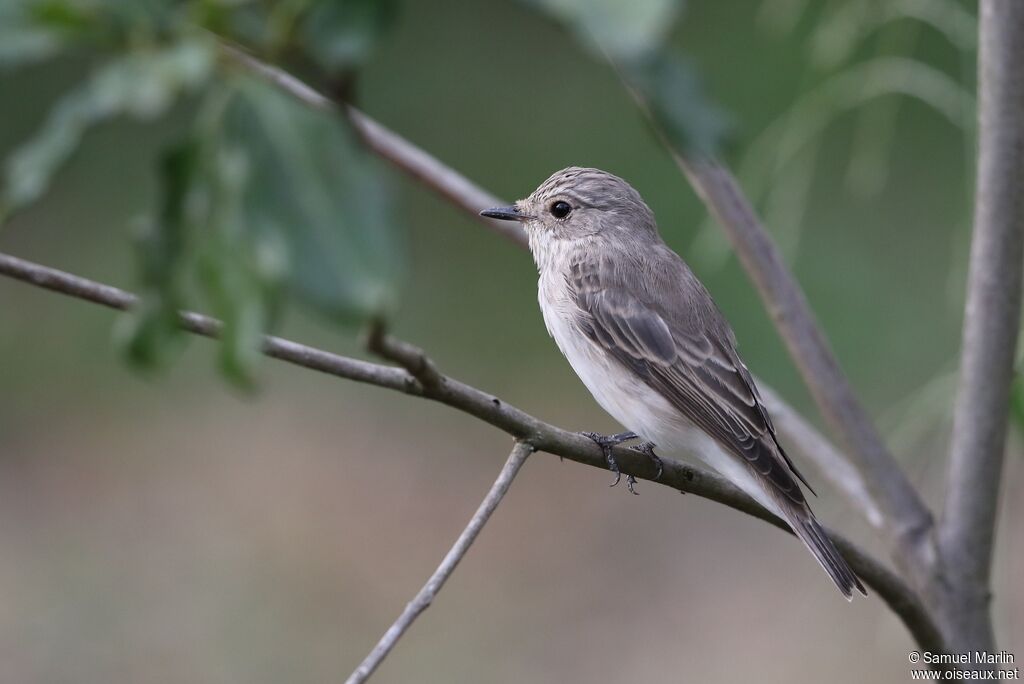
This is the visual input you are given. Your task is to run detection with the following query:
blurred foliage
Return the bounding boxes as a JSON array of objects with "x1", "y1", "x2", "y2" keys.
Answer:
[
  {"x1": 1, "y1": 0, "x2": 731, "y2": 386},
  {"x1": 694, "y1": 0, "x2": 977, "y2": 268},
  {"x1": 3, "y1": 39, "x2": 215, "y2": 211},
  {"x1": 526, "y1": 0, "x2": 730, "y2": 154},
  {"x1": 525, "y1": 0, "x2": 682, "y2": 59},
  {"x1": 1, "y1": 0, "x2": 404, "y2": 386},
  {"x1": 300, "y1": 0, "x2": 399, "y2": 74}
]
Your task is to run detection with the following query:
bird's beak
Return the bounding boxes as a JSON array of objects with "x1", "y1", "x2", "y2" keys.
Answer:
[{"x1": 480, "y1": 205, "x2": 530, "y2": 221}]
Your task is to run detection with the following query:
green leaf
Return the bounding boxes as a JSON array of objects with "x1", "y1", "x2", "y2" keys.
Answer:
[
  {"x1": 301, "y1": 0, "x2": 398, "y2": 73},
  {"x1": 120, "y1": 132, "x2": 279, "y2": 387},
  {"x1": 1, "y1": 38, "x2": 215, "y2": 215},
  {"x1": 623, "y1": 53, "x2": 732, "y2": 155},
  {"x1": 220, "y1": 77, "x2": 403, "y2": 324},
  {"x1": 524, "y1": 0, "x2": 683, "y2": 59},
  {"x1": 193, "y1": 143, "x2": 275, "y2": 389},
  {"x1": 119, "y1": 76, "x2": 404, "y2": 387},
  {"x1": 117, "y1": 140, "x2": 199, "y2": 370}
]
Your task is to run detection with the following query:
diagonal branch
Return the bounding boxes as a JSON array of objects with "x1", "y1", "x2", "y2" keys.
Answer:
[
  {"x1": 939, "y1": 0, "x2": 1024, "y2": 652},
  {"x1": 345, "y1": 441, "x2": 534, "y2": 684},
  {"x1": 0, "y1": 250, "x2": 942, "y2": 652}
]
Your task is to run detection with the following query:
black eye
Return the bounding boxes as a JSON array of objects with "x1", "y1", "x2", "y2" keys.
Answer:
[{"x1": 550, "y1": 201, "x2": 572, "y2": 219}]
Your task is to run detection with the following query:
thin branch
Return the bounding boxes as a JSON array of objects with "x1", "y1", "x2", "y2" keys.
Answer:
[
  {"x1": 366, "y1": 321, "x2": 445, "y2": 390},
  {"x1": 939, "y1": 0, "x2": 1024, "y2": 651},
  {"x1": 757, "y1": 384, "x2": 884, "y2": 528},
  {"x1": 345, "y1": 441, "x2": 534, "y2": 684},
  {"x1": 0, "y1": 250, "x2": 943, "y2": 652},
  {"x1": 347, "y1": 110, "x2": 527, "y2": 248},
  {"x1": 219, "y1": 42, "x2": 525, "y2": 247}
]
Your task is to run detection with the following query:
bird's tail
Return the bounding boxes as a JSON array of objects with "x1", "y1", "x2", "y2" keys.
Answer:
[{"x1": 788, "y1": 508, "x2": 867, "y2": 600}]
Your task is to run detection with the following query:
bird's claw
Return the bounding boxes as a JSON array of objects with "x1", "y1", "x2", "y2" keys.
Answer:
[
  {"x1": 580, "y1": 431, "x2": 641, "y2": 491},
  {"x1": 631, "y1": 441, "x2": 663, "y2": 481}
]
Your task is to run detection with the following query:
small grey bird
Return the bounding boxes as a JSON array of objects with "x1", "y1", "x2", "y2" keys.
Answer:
[{"x1": 482, "y1": 167, "x2": 865, "y2": 599}]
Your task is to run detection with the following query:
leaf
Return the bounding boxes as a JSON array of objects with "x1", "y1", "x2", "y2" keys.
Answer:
[
  {"x1": 220, "y1": 77, "x2": 403, "y2": 324},
  {"x1": 1, "y1": 38, "x2": 215, "y2": 215},
  {"x1": 194, "y1": 143, "x2": 271, "y2": 388},
  {"x1": 120, "y1": 132, "x2": 279, "y2": 387},
  {"x1": 119, "y1": 76, "x2": 404, "y2": 386},
  {"x1": 300, "y1": 0, "x2": 399, "y2": 73},
  {"x1": 117, "y1": 140, "x2": 199, "y2": 370},
  {"x1": 525, "y1": 0, "x2": 683, "y2": 59},
  {"x1": 623, "y1": 52, "x2": 732, "y2": 155}
]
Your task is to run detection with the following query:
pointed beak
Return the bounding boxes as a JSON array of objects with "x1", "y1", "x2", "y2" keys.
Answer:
[{"x1": 480, "y1": 205, "x2": 530, "y2": 221}]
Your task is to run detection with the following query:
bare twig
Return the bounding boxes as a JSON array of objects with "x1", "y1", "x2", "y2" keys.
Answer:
[
  {"x1": 939, "y1": 0, "x2": 1024, "y2": 652},
  {"x1": 0, "y1": 250, "x2": 943, "y2": 652},
  {"x1": 757, "y1": 384, "x2": 884, "y2": 528},
  {"x1": 345, "y1": 441, "x2": 534, "y2": 684},
  {"x1": 346, "y1": 110, "x2": 527, "y2": 248}
]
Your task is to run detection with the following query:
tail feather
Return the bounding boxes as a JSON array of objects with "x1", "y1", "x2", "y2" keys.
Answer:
[{"x1": 789, "y1": 511, "x2": 867, "y2": 600}]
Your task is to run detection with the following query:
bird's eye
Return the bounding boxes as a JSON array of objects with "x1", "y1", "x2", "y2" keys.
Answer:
[{"x1": 550, "y1": 201, "x2": 572, "y2": 219}]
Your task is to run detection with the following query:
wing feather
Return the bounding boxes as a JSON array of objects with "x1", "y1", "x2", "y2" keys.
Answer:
[{"x1": 570, "y1": 253, "x2": 811, "y2": 506}]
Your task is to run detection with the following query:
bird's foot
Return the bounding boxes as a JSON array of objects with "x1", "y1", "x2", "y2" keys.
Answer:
[
  {"x1": 580, "y1": 431, "x2": 640, "y2": 493},
  {"x1": 631, "y1": 441, "x2": 663, "y2": 481}
]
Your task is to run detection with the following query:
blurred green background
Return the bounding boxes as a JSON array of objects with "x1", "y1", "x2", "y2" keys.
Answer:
[{"x1": 1, "y1": 0, "x2": 1021, "y2": 682}]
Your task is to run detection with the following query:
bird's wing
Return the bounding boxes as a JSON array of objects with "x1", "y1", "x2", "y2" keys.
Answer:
[{"x1": 567, "y1": 252, "x2": 810, "y2": 507}]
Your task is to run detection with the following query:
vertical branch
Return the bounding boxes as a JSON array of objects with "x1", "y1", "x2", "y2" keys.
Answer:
[
  {"x1": 345, "y1": 441, "x2": 533, "y2": 684},
  {"x1": 940, "y1": 0, "x2": 1024, "y2": 651}
]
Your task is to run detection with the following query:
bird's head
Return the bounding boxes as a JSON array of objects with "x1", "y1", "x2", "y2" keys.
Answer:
[{"x1": 480, "y1": 167, "x2": 658, "y2": 254}]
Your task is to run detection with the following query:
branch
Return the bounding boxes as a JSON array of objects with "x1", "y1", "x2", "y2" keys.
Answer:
[
  {"x1": 940, "y1": 0, "x2": 1024, "y2": 651},
  {"x1": 345, "y1": 441, "x2": 533, "y2": 684},
  {"x1": 757, "y1": 384, "x2": 883, "y2": 528},
  {"x1": 0, "y1": 250, "x2": 943, "y2": 653},
  {"x1": 366, "y1": 321, "x2": 445, "y2": 390}
]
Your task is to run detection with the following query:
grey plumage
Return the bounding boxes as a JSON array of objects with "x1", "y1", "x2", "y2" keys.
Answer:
[{"x1": 483, "y1": 166, "x2": 865, "y2": 599}]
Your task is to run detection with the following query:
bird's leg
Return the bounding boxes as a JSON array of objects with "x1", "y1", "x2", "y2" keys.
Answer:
[{"x1": 579, "y1": 431, "x2": 639, "y2": 490}]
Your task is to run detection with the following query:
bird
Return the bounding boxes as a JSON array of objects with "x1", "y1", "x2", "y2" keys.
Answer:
[{"x1": 481, "y1": 166, "x2": 866, "y2": 599}]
